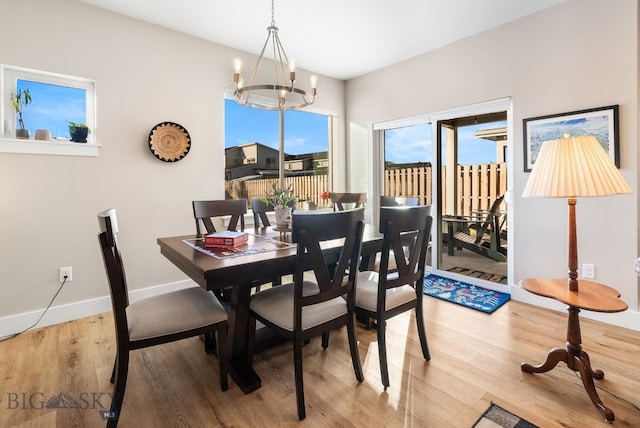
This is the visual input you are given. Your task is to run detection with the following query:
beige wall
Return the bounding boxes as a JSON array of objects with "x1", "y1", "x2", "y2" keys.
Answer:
[
  {"x1": 346, "y1": 0, "x2": 639, "y2": 329},
  {"x1": 0, "y1": 0, "x2": 346, "y2": 335},
  {"x1": 1, "y1": 0, "x2": 638, "y2": 334}
]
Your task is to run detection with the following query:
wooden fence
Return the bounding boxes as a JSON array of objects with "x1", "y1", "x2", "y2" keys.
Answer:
[{"x1": 225, "y1": 163, "x2": 507, "y2": 215}]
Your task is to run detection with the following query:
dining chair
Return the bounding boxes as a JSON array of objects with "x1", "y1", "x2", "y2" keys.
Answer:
[
  {"x1": 192, "y1": 199, "x2": 247, "y2": 236},
  {"x1": 251, "y1": 197, "x2": 297, "y2": 228},
  {"x1": 330, "y1": 192, "x2": 367, "y2": 211},
  {"x1": 380, "y1": 195, "x2": 419, "y2": 207},
  {"x1": 355, "y1": 205, "x2": 433, "y2": 388},
  {"x1": 193, "y1": 198, "x2": 273, "y2": 293},
  {"x1": 247, "y1": 208, "x2": 366, "y2": 420},
  {"x1": 97, "y1": 208, "x2": 228, "y2": 428},
  {"x1": 373, "y1": 197, "x2": 429, "y2": 273}
]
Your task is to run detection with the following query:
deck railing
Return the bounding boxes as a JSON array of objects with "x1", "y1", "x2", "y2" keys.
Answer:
[{"x1": 225, "y1": 163, "x2": 507, "y2": 215}]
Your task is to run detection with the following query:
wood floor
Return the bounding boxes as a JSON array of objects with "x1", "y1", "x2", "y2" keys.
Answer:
[{"x1": 1, "y1": 296, "x2": 639, "y2": 427}]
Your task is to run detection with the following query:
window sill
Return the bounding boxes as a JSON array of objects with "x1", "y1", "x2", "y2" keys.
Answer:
[{"x1": 0, "y1": 138, "x2": 100, "y2": 156}]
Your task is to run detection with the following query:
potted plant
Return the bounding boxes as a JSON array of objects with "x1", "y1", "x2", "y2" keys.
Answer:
[
  {"x1": 11, "y1": 89, "x2": 32, "y2": 139},
  {"x1": 261, "y1": 183, "x2": 296, "y2": 227},
  {"x1": 68, "y1": 121, "x2": 91, "y2": 143}
]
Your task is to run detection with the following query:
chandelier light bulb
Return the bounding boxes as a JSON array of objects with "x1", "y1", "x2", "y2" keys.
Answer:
[
  {"x1": 232, "y1": 0, "x2": 316, "y2": 110},
  {"x1": 233, "y1": 58, "x2": 243, "y2": 73}
]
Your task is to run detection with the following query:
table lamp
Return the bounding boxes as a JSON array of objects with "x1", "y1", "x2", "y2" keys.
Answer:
[{"x1": 522, "y1": 134, "x2": 631, "y2": 291}]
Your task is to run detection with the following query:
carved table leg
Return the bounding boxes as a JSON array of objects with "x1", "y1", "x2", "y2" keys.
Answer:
[
  {"x1": 521, "y1": 347, "x2": 567, "y2": 373},
  {"x1": 573, "y1": 352, "x2": 614, "y2": 421},
  {"x1": 521, "y1": 304, "x2": 614, "y2": 421}
]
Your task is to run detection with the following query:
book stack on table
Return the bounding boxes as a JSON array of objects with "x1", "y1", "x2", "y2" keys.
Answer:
[{"x1": 204, "y1": 231, "x2": 248, "y2": 248}]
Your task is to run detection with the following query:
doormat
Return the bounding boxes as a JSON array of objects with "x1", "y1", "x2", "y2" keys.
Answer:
[
  {"x1": 472, "y1": 402, "x2": 538, "y2": 428},
  {"x1": 447, "y1": 266, "x2": 507, "y2": 284},
  {"x1": 423, "y1": 274, "x2": 510, "y2": 314}
]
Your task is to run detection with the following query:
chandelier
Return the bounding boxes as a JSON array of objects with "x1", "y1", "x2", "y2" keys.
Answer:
[{"x1": 233, "y1": 0, "x2": 317, "y2": 111}]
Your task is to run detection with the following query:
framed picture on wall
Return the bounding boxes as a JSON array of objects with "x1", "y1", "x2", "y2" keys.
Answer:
[{"x1": 523, "y1": 104, "x2": 619, "y2": 172}]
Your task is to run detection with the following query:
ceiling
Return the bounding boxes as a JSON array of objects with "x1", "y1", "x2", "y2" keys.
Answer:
[{"x1": 78, "y1": 0, "x2": 567, "y2": 81}]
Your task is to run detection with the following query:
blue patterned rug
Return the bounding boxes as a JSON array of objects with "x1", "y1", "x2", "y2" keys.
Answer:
[{"x1": 423, "y1": 274, "x2": 510, "y2": 314}]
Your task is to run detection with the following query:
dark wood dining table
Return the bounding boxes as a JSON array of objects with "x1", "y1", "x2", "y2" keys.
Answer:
[{"x1": 157, "y1": 224, "x2": 382, "y2": 394}]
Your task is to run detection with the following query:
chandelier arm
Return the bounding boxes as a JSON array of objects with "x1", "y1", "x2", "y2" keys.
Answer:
[{"x1": 273, "y1": 32, "x2": 290, "y2": 88}]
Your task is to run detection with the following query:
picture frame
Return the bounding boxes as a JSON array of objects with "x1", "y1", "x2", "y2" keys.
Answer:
[{"x1": 522, "y1": 105, "x2": 619, "y2": 172}]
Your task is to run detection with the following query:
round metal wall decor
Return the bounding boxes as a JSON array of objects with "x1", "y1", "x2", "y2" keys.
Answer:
[{"x1": 148, "y1": 122, "x2": 191, "y2": 162}]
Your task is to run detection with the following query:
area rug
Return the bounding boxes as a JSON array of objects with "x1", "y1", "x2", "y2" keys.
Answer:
[
  {"x1": 423, "y1": 274, "x2": 510, "y2": 314},
  {"x1": 472, "y1": 403, "x2": 538, "y2": 428},
  {"x1": 447, "y1": 266, "x2": 508, "y2": 284}
]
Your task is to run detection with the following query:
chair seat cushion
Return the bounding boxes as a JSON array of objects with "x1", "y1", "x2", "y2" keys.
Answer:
[
  {"x1": 250, "y1": 281, "x2": 347, "y2": 332},
  {"x1": 355, "y1": 271, "x2": 416, "y2": 312},
  {"x1": 127, "y1": 287, "x2": 227, "y2": 341}
]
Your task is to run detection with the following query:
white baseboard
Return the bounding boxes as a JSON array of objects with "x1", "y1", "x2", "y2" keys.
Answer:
[
  {"x1": 511, "y1": 285, "x2": 640, "y2": 332},
  {"x1": 0, "y1": 279, "x2": 196, "y2": 340}
]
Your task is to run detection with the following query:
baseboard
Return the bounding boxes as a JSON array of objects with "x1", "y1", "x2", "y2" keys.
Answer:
[
  {"x1": 0, "y1": 279, "x2": 196, "y2": 340},
  {"x1": 511, "y1": 285, "x2": 640, "y2": 332}
]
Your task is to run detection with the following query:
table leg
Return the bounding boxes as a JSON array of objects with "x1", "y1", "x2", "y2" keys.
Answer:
[
  {"x1": 521, "y1": 305, "x2": 614, "y2": 422},
  {"x1": 227, "y1": 283, "x2": 261, "y2": 394}
]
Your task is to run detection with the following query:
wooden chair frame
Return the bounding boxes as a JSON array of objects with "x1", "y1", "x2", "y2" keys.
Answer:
[
  {"x1": 98, "y1": 209, "x2": 228, "y2": 427},
  {"x1": 248, "y1": 208, "x2": 366, "y2": 420},
  {"x1": 356, "y1": 206, "x2": 433, "y2": 388},
  {"x1": 192, "y1": 199, "x2": 247, "y2": 236}
]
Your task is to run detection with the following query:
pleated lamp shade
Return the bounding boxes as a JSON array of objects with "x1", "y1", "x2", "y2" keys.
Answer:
[{"x1": 523, "y1": 135, "x2": 631, "y2": 198}]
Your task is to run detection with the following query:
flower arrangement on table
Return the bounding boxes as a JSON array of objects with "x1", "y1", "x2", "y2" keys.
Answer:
[{"x1": 321, "y1": 191, "x2": 331, "y2": 206}]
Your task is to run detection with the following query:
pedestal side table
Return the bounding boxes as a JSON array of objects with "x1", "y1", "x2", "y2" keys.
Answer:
[{"x1": 520, "y1": 278, "x2": 627, "y2": 422}]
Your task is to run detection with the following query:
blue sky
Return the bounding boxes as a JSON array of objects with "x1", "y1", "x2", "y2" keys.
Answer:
[
  {"x1": 225, "y1": 99, "x2": 328, "y2": 154},
  {"x1": 383, "y1": 122, "x2": 505, "y2": 165},
  {"x1": 16, "y1": 79, "x2": 86, "y2": 138},
  {"x1": 226, "y1": 98, "x2": 505, "y2": 165}
]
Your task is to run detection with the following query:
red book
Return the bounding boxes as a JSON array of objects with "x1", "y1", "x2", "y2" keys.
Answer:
[{"x1": 204, "y1": 231, "x2": 248, "y2": 248}]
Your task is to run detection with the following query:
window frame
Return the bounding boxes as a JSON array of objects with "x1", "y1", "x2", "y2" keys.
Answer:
[{"x1": 0, "y1": 64, "x2": 98, "y2": 156}]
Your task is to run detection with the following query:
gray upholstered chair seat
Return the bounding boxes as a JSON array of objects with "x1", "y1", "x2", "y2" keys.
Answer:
[
  {"x1": 356, "y1": 271, "x2": 416, "y2": 312},
  {"x1": 250, "y1": 280, "x2": 347, "y2": 331},
  {"x1": 127, "y1": 287, "x2": 227, "y2": 341}
]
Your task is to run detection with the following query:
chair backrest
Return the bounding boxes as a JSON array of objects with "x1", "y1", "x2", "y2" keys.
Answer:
[
  {"x1": 380, "y1": 196, "x2": 419, "y2": 207},
  {"x1": 377, "y1": 206, "x2": 433, "y2": 297},
  {"x1": 97, "y1": 208, "x2": 130, "y2": 346},
  {"x1": 330, "y1": 192, "x2": 367, "y2": 211},
  {"x1": 252, "y1": 197, "x2": 297, "y2": 228},
  {"x1": 476, "y1": 195, "x2": 505, "y2": 239},
  {"x1": 192, "y1": 199, "x2": 247, "y2": 236},
  {"x1": 291, "y1": 208, "x2": 365, "y2": 327}
]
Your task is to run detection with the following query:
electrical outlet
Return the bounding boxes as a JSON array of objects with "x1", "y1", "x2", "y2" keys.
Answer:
[
  {"x1": 59, "y1": 266, "x2": 72, "y2": 282},
  {"x1": 582, "y1": 263, "x2": 595, "y2": 280}
]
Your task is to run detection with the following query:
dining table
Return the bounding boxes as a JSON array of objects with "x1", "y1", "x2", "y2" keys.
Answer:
[{"x1": 157, "y1": 224, "x2": 382, "y2": 394}]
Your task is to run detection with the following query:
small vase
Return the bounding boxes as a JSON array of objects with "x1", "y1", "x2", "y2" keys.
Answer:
[
  {"x1": 274, "y1": 206, "x2": 292, "y2": 228},
  {"x1": 16, "y1": 129, "x2": 29, "y2": 139}
]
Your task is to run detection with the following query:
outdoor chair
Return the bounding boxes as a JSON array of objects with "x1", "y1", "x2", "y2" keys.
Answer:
[
  {"x1": 446, "y1": 195, "x2": 506, "y2": 262},
  {"x1": 97, "y1": 208, "x2": 228, "y2": 428},
  {"x1": 247, "y1": 208, "x2": 366, "y2": 420},
  {"x1": 355, "y1": 205, "x2": 433, "y2": 388}
]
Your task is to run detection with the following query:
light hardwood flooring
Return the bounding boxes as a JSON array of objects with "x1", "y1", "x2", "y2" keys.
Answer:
[{"x1": 1, "y1": 296, "x2": 639, "y2": 427}]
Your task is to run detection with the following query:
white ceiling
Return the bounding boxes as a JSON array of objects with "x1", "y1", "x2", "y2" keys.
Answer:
[{"x1": 79, "y1": 0, "x2": 567, "y2": 80}]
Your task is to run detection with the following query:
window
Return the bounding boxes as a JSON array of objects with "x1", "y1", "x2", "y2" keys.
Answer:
[
  {"x1": 224, "y1": 94, "x2": 334, "y2": 206},
  {"x1": 1, "y1": 64, "x2": 97, "y2": 156}
]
